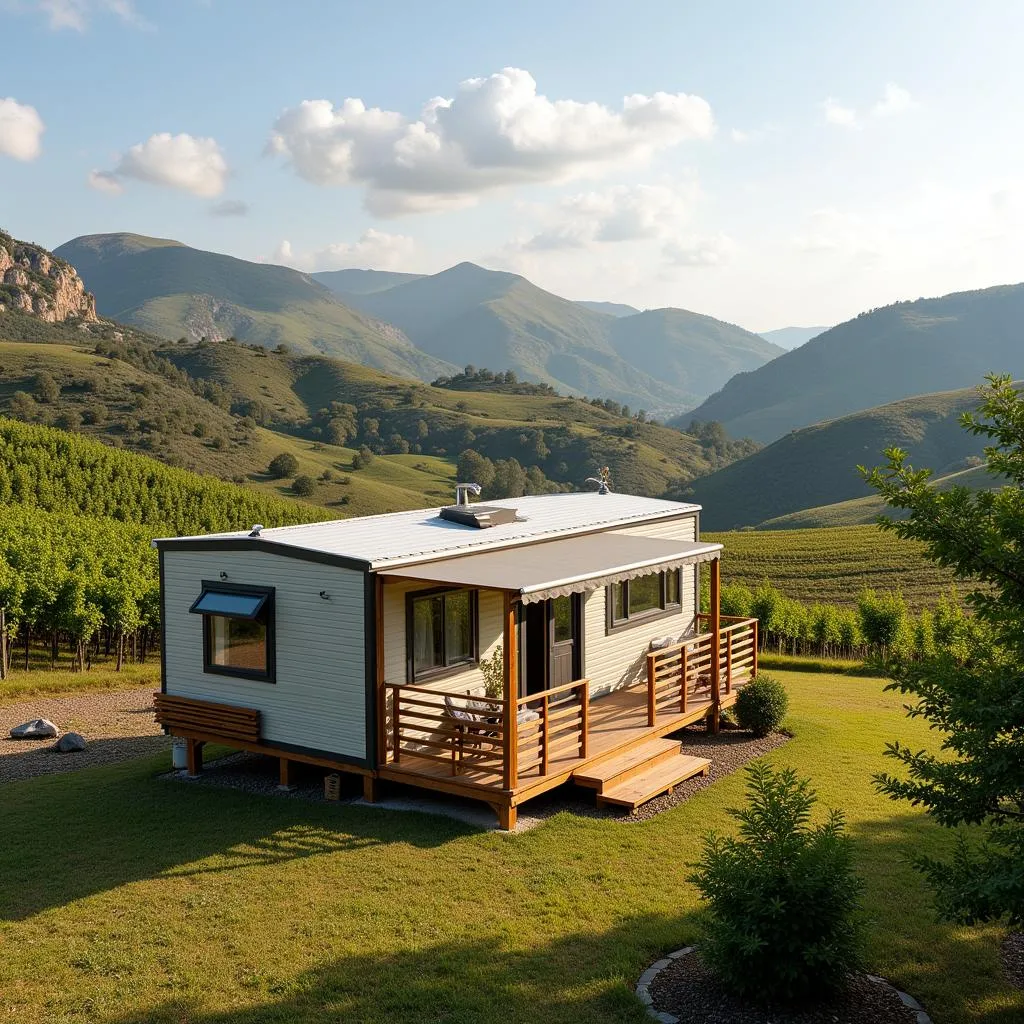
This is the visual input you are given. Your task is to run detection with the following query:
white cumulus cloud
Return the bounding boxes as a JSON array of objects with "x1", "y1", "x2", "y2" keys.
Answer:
[
  {"x1": 0, "y1": 97, "x2": 44, "y2": 161},
  {"x1": 271, "y1": 229, "x2": 416, "y2": 272},
  {"x1": 268, "y1": 68, "x2": 714, "y2": 216},
  {"x1": 89, "y1": 132, "x2": 228, "y2": 197},
  {"x1": 872, "y1": 83, "x2": 917, "y2": 117},
  {"x1": 822, "y1": 98, "x2": 858, "y2": 127},
  {"x1": 663, "y1": 233, "x2": 737, "y2": 267},
  {"x1": 35, "y1": 0, "x2": 147, "y2": 31}
]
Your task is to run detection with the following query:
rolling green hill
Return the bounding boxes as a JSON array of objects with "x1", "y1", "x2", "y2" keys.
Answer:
[
  {"x1": 313, "y1": 268, "x2": 425, "y2": 297},
  {"x1": 330, "y1": 262, "x2": 781, "y2": 414},
  {"x1": 54, "y1": 233, "x2": 453, "y2": 380},
  {"x1": 688, "y1": 385, "x2": 989, "y2": 530},
  {"x1": 684, "y1": 283, "x2": 1024, "y2": 442},
  {"x1": 576, "y1": 300, "x2": 640, "y2": 317}
]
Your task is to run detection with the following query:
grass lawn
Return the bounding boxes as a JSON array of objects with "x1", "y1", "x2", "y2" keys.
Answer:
[
  {"x1": 0, "y1": 660, "x2": 159, "y2": 704},
  {"x1": 0, "y1": 669, "x2": 1020, "y2": 1023}
]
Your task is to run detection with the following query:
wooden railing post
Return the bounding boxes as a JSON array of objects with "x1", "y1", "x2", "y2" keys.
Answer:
[
  {"x1": 709, "y1": 558, "x2": 721, "y2": 734},
  {"x1": 541, "y1": 692, "x2": 550, "y2": 775},
  {"x1": 680, "y1": 645, "x2": 688, "y2": 713},
  {"x1": 392, "y1": 688, "x2": 401, "y2": 764},
  {"x1": 579, "y1": 681, "x2": 589, "y2": 758},
  {"x1": 752, "y1": 619, "x2": 759, "y2": 678},
  {"x1": 646, "y1": 652, "x2": 657, "y2": 726},
  {"x1": 726, "y1": 631, "x2": 733, "y2": 695}
]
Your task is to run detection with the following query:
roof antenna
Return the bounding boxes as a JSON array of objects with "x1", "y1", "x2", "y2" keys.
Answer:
[
  {"x1": 585, "y1": 467, "x2": 613, "y2": 495},
  {"x1": 454, "y1": 482, "x2": 481, "y2": 507},
  {"x1": 249, "y1": 524, "x2": 264, "y2": 537}
]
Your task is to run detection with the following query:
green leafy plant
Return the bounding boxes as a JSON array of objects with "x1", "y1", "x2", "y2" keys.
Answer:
[
  {"x1": 734, "y1": 674, "x2": 789, "y2": 736},
  {"x1": 478, "y1": 644, "x2": 504, "y2": 700},
  {"x1": 689, "y1": 763, "x2": 863, "y2": 1007}
]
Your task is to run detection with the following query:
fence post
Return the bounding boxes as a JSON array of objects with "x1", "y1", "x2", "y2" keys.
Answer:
[
  {"x1": 680, "y1": 645, "x2": 688, "y2": 713},
  {"x1": 646, "y1": 652, "x2": 657, "y2": 727},
  {"x1": 392, "y1": 688, "x2": 401, "y2": 764},
  {"x1": 726, "y1": 631, "x2": 733, "y2": 694},
  {"x1": 580, "y1": 681, "x2": 589, "y2": 758},
  {"x1": 541, "y1": 692, "x2": 550, "y2": 775},
  {"x1": 752, "y1": 619, "x2": 759, "y2": 678},
  {"x1": 709, "y1": 558, "x2": 721, "y2": 734}
]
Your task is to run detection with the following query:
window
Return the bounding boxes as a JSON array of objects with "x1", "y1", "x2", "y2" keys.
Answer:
[
  {"x1": 190, "y1": 582, "x2": 275, "y2": 682},
  {"x1": 407, "y1": 587, "x2": 478, "y2": 681},
  {"x1": 606, "y1": 569, "x2": 682, "y2": 632}
]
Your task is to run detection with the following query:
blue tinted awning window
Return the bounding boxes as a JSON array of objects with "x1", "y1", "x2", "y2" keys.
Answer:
[{"x1": 189, "y1": 589, "x2": 269, "y2": 619}]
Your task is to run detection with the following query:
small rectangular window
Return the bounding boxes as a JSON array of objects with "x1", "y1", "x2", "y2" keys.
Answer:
[
  {"x1": 607, "y1": 569, "x2": 683, "y2": 632},
  {"x1": 407, "y1": 588, "x2": 478, "y2": 682},
  {"x1": 190, "y1": 582, "x2": 275, "y2": 682}
]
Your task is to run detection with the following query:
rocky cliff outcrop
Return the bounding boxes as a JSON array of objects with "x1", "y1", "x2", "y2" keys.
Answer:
[{"x1": 0, "y1": 231, "x2": 97, "y2": 323}]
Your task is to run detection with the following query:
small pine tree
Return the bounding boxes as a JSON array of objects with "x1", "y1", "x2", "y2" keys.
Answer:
[{"x1": 689, "y1": 764, "x2": 863, "y2": 1007}]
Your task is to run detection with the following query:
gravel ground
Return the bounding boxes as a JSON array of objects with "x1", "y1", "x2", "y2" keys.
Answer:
[
  {"x1": 163, "y1": 724, "x2": 790, "y2": 831},
  {"x1": 0, "y1": 686, "x2": 167, "y2": 784},
  {"x1": 649, "y1": 951, "x2": 919, "y2": 1024},
  {"x1": 1002, "y1": 932, "x2": 1024, "y2": 989}
]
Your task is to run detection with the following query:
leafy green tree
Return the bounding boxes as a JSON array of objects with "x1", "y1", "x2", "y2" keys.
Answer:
[
  {"x1": 291, "y1": 474, "x2": 316, "y2": 497},
  {"x1": 862, "y1": 375, "x2": 1024, "y2": 926},
  {"x1": 33, "y1": 372, "x2": 60, "y2": 404},
  {"x1": 456, "y1": 449, "x2": 495, "y2": 490},
  {"x1": 268, "y1": 452, "x2": 299, "y2": 479}
]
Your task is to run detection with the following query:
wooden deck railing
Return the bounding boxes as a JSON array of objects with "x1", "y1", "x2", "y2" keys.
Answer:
[
  {"x1": 382, "y1": 677, "x2": 590, "y2": 789},
  {"x1": 515, "y1": 679, "x2": 589, "y2": 781},
  {"x1": 645, "y1": 617, "x2": 758, "y2": 726}
]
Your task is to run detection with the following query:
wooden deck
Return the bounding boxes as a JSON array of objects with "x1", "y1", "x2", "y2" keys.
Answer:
[{"x1": 378, "y1": 676, "x2": 734, "y2": 805}]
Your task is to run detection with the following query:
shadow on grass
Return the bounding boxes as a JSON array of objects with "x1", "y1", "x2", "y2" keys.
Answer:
[
  {"x1": 0, "y1": 752, "x2": 476, "y2": 921},
  {"x1": 103, "y1": 914, "x2": 689, "y2": 1024}
]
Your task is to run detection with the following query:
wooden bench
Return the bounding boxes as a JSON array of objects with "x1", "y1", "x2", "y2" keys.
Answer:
[{"x1": 154, "y1": 692, "x2": 261, "y2": 744}]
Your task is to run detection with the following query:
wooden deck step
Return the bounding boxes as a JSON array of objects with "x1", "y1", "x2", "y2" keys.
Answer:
[
  {"x1": 572, "y1": 737, "x2": 682, "y2": 791},
  {"x1": 596, "y1": 754, "x2": 711, "y2": 810}
]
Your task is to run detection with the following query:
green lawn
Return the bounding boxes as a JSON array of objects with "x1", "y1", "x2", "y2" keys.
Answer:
[
  {"x1": 0, "y1": 670, "x2": 1020, "y2": 1023},
  {"x1": 0, "y1": 661, "x2": 159, "y2": 704}
]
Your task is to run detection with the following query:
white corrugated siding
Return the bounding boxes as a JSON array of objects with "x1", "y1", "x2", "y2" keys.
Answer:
[
  {"x1": 162, "y1": 550, "x2": 367, "y2": 759},
  {"x1": 583, "y1": 514, "x2": 698, "y2": 697},
  {"x1": 382, "y1": 580, "x2": 504, "y2": 697}
]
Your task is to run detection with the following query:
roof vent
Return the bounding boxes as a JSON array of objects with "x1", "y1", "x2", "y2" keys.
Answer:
[
  {"x1": 439, "y1": 504, "x2": 518, "y2": 529},
  {"x1": 249, "y1": 524, "x2": 264, "y2": 537},
  {"x1": 439, "y1": 482, "x2": 517, "y2": 528}
]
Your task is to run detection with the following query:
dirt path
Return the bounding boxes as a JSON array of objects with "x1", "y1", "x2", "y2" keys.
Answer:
[{"x1": 0, "y1": 686, "x2": 168, "y2": 784}]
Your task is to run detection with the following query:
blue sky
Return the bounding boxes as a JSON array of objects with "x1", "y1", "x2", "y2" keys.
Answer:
[{"x1": 3, "y1": 0, "x2": 1023, "y2": 330}]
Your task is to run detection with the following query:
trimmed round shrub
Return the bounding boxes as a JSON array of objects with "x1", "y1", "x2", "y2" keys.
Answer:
[
  {"x1": 291, "y1": 474, "x2": 317, "y2": 497},
  {"x1": 268, "y1": 452, "x2": 299, "y2": 478},
  {"x1": 734, "y1": 674, "x2": 788, "y2": 737},
  {"x1": 689, "y1": 764, "x2": 863, "y2": 1007}
]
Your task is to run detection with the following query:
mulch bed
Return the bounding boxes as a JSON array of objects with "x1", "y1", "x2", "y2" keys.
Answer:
[
  {"x1": 1002, "y1": 932, "x2": 1024, "y2": 990},
  {"x1": 648, "y1": 950, "x2": 919, "y2": 1024}
]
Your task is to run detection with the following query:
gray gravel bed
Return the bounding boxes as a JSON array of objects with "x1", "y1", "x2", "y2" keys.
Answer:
[
  {"x1": 0, "y1": 686, "x2": 167, "y2": 784},
  {"x1": 163, "y1": 724, "x2": 790, "y2": 831},
  {"x1": 648, "y1": 951, "x2": 920, "y2": 1024},
  {"x1": 1002, "y1": 931, "x2": 1024, "y2": 990}
]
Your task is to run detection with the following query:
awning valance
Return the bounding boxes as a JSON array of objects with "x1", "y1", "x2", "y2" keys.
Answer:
[{"x1": 378, "y1": 532, "x2": 722, "y2": 604}]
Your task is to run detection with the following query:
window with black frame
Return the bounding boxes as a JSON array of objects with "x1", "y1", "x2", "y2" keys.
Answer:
[
  {"x1": 407, "y1": 587, "x2": 478, "y2": 681},
  {"x1": 189, "y1": 582, "x2": 275, "y2": 682},
  {"x1": 607, "y1": 569, "x2": 682, "y2": 632}
]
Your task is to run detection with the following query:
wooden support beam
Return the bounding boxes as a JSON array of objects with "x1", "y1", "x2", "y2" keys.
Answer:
[
  {"x1": 680, "y1": 645, "x2": 688, "y2": 713},
  {"x1": 579, "y1": 682, "x2": 589, "y2": 759},
  {"x1": 645, "y1": 652, "x2": 657, "y2": 727},
  {"x1": 752, "y1": 619, "x2": 759, "y2": 679},
  {"x1": 502, "y1": 592, "x2": 519, "y2": 791},
  {"x1": 362, "y1": 775, "x2": 378, "y2": 804},
  {"x1": 497, "y1": 803, "x2": 517, "y2": 831},
  {"x1": 278, "y1": 756, "x2": 293, "y2": 790},
  {"x1": 186, "y1": 738, "x2": 203, "y2": 777},
  {"x1": 709, "y1": 558, "x2": 721, "y2": 735},
  {"x1": 375, "y1": 576, "x2": 386, "y2": 765}
]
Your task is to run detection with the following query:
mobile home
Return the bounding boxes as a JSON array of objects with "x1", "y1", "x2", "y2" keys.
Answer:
[{"x1": 154, "y1": 490, "x2": 758, "y2": 828}]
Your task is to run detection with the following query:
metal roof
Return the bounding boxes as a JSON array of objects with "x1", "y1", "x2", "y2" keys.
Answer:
[
  {"x1": 154, "y1": 492, "x2": 701, "y2": 570},
  {"x1": 379, "y1": 533, "x2": 722, "y2": 603}
]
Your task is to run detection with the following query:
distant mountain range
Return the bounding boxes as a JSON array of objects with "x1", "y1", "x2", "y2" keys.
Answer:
[
  {"x1": 55, "y1": 233, "x2": 452, "y2": 380},
  {"x1": 757, "y1": 325, "x2": 829, "y2": 350},
  {"x1": 319, "y1": 260, "x2": 781, "y2": 412},
  {"x1": 57, "y1": 233, "x2": 781, "y2": 414},
  {"x1": 689, "y1": 385, "x2": 990, "y2": 530},
  {"x1": 575, "y1": 300, "x2": 641, "y2": 318},
  {"x1": 684, "y1": 283, "x2": 1024, "y2": 443}
]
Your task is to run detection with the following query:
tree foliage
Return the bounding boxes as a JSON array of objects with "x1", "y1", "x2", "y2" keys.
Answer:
[{"x1": 862, "y1": 374, "x2": 1024, "y2": 926}]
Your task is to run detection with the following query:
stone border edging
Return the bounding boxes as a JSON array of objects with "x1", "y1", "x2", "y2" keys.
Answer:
[{"x1": 635, "y1": 946, "x2": 934, "y2": 1024}]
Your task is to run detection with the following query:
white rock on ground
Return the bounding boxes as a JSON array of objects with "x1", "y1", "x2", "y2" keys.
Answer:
[{"x1": 9, "y1": 719, "x2": 59, "y2": 740}]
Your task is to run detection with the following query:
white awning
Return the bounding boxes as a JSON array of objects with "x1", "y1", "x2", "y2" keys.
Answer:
[{"x1": 378, "y1": 532, "x2": 722, "y2": 604}]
